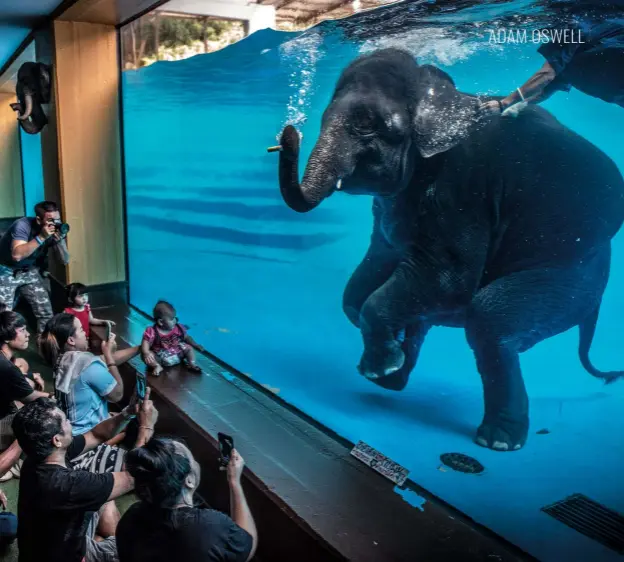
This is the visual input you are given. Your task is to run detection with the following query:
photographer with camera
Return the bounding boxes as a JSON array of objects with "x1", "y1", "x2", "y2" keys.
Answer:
[{"x1": 0, "y1": 201, "x2": 70, "y2": 333}]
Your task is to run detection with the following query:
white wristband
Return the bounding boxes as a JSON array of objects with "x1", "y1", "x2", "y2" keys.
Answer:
[{"x1": 517, "y1": 87, "x2": 525, "y2": 101}]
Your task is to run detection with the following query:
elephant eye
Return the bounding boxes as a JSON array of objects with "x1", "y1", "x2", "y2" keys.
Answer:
[{"x1": 351, "y1": 106, "x2": 378, "y2": 137}]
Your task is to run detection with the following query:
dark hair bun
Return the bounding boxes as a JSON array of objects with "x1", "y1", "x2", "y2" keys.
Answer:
[{"x1": 126, "y1": 437, "x2": 192, "y2": 507}]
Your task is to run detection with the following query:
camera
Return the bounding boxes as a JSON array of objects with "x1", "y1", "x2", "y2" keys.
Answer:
[{"x1": 51, "y1": 219, "x2": 70, "y2": 236}]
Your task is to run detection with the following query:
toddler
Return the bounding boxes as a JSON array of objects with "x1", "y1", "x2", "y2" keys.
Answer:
[
  {"x1": 64, "y1": 283, "x2": 115, "y2": 341},
  {"x1": 141, "y1": 300, "x2": 202, "y2": 376}
]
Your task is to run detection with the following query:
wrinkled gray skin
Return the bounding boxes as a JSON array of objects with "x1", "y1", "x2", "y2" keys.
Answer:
[
  {"x1": 277, "y1": 47, "x2": 624, "y2": 451},
  {"x1": 9, "y1": 62, "x2": 51, "y2": 135}
]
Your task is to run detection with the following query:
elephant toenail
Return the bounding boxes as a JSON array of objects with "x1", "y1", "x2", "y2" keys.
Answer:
[
  {"x1": 513, "y1": 444, "x2": 522, "y2": 450},
  {"x1": 475, "y1": 437, "x2": 488, "y2": 447},
  {"x1": 493, "y1": 441, "x2": 509, "y2": 450}
]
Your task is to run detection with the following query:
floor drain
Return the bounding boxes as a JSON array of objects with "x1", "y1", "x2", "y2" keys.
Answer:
[
  {"x1": 542, "y1": 493, "x2": 624, "y2": 553},
  {"x1": 440, "y1": 453, "x2": 484, "y2": 474}
]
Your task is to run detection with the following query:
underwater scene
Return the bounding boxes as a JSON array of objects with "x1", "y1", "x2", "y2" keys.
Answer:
[{"x1": 121, "y1": 2, "x2": 624, "y2": 560}]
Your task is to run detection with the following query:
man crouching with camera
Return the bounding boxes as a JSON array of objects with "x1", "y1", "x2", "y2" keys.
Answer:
[{"x1": 0, "y1": 201, "x2": 70, "y2": 333}]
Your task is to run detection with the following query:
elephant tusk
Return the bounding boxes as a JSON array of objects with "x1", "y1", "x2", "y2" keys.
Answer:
[
  {"x1": 267, "y1": 145, "x2": 283, "y2": 153},
  {"x1": 17, "y1": 94, "x2": 33, "y2": 121},
  {"x1": 336, "y1": 178, "x2": 343, "y2": 191}
]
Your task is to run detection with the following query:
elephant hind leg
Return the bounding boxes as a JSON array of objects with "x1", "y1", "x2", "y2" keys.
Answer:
[{"x1": 466, "y1": 250, "x2": 610, "y2": 452}]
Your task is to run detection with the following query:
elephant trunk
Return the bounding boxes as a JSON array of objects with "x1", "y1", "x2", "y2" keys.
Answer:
[
  {"x1": 17, "y1": 94, "x2": 33, "y2": 121},
  {"x1": 278, "y1": 124, "x2": 350, "y2": 213}
]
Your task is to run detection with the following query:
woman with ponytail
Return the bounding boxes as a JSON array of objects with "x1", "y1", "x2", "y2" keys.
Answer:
[
  {"x1": 117, "y1": 437, "x2": 258, "y2": 562},
  {"x1": 40, "y1": 313, "x2": 132, "y2": 472}
]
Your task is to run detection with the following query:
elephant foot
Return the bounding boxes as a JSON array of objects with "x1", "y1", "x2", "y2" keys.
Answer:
[
  {"x1": 474, "y1": 416, "x2": 528, "y2": 452},
  {"x1": 358, "y1": 341, "x2": 405, "y2": 381},
  {"x1": 368, "y1": 370, "x2": 410, "y2": 391}
]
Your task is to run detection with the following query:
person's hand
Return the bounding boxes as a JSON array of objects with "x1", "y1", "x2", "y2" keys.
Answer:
[
  {"x1": 138, "y1": 387, "x2": 158, "y2": 429},
  {"x1": 0, "y1": 489, "x2": 7, "y2": 510},
  {"x1": 13, "y1": 358, "x2": 29, "y2": 374},
  {"x1": 143, "y1": 351, "x2": 157, "y2": 368},
  {"x1": 40, "y1": 221, "x2": 56, "y2": 240},
  {"x1": 479, "y1": 99, "x2": 503, "y2": 116},
  {"x1": 226, "y1": 449, "x2": 245, "y2": 484},
  {"x1": 501, "y1": 100, "x2": 528, "y2": 118},
  {"x1": 33, "y1": 373, "x2": 45, "y2": 392},
  {"x1": 101, "y1": 333, "x2": 117, "y2": 361}
]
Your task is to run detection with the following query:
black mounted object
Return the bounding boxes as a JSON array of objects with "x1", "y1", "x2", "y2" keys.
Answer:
[{"x1": 9, "y1": 62, "x2": 52, "y2": 135}]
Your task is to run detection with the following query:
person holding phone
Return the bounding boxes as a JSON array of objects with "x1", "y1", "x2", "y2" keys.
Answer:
[
  {"x1": 117, "y1": 438, "x2": 258, "y2": 562},
  {"x1": 39, "y1": 313, "x2": 128, "y2": 439},
  {"x1": 12, "y1": 390, "x2": 158, "y2": 562}
]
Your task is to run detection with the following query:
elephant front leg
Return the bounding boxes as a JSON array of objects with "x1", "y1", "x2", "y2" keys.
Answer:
[
  {"x1": 357, "y1": 260, "x2": 435, "y2": 380},
  {"x1": 368, "y1": 322, "x2": 430, "y2": 391}
]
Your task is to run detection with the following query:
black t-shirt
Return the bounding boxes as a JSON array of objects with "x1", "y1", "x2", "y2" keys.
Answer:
[
  {"x1": 116, "y1": 502, "x2": 253, "y2": 562},
  {"x1": 0, "y1": 354, "x2": 34, "y2": 419},
  {"x1": 538, "y1": 21, "x2": 624, "y2": 104},
  {"x1": 17, "y1": 434, "x2": 115, "y2": 562}
]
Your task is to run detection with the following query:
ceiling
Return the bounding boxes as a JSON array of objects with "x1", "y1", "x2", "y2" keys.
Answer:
[
  {"x1": 0, "y1": 0, "x2": 64, "y2": 72},
  {"x1": 255, "y1": 0, "x2": 398, "y2": 29},
  {"x1": 0, "y1": 0, "x2": 396, "y2": 79}
]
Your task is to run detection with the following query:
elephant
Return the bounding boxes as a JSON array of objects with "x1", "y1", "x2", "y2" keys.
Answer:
[
  {"x1": 275, "y1": 47, "x2": 624, "y2": 451},
  {"x1": 9, "y1": 62, "x2": 52, "y2": 135}
]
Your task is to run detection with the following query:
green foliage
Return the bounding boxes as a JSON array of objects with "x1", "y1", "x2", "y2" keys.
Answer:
[
  {"x1": 122, "y1": 13, "x2": 242, "y2": 68},
  {"x1": 158, "y1": 17, "x2": 233, "y2": 47}
]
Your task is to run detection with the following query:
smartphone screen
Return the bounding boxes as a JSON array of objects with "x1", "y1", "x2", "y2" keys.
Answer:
[
  {"x1": 105, "y1": 322, "x2": 111, "y2": 342},
  {"x1": 218, "y1": 432, "x2": 234, "y2": 467},
  {"x1": 136, "y1": 372, "x2": 147, "y2": 401}
]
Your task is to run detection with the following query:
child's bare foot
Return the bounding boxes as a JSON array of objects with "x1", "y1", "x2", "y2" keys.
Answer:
[
  {"x1": 186, "y1": 362, "x2": 202, "y2": 374},
  {"x1": 150, "y1": 364, "x2": 163, "y2": 377}
]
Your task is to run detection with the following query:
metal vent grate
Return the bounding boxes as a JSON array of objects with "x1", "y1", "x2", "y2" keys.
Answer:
[{"x1": 541, "y1": 493, "x2": 624, "y2": 553}]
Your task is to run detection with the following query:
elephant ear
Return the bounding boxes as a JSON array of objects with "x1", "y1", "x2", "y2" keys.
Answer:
[{"x1": 412, "y1": 64, "x2": 479, "y2": 158}]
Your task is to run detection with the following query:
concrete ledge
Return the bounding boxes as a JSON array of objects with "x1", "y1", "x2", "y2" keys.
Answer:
[{"x1": 91, "y1": 305, "x2": 534, "y2": 562}]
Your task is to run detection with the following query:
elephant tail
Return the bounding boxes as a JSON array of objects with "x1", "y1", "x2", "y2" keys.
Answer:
[{"x1": 578, "y1": 304, "x2": 624, "y2": 385}]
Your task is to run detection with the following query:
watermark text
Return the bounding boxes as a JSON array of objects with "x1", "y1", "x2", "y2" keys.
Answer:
[{"x1": 487, "y1": 28, "x2": 584, "y2": 45}]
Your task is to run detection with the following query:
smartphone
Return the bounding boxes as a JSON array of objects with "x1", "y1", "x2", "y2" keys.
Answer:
[
  {"x1": 136, "y1": 372, "x2": 147, "y2": 401},
  {"x1": 218, "y1": 432, "x2": 234, "y2": 467},
  {"x1": 105, "y1": 321, "x2": 111, "y2": 342}
]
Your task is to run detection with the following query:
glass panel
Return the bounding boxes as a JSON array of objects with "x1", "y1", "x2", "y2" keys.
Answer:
[{"x1": 121, "y1": 3, "x2": 624, "y2": 561}]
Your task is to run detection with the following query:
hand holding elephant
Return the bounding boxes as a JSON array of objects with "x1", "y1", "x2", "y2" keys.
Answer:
[{"x1": 273, "y1": 48, "x2": 624, "y2": 451}]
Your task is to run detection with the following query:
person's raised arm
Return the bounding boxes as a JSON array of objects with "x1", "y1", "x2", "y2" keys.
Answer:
[
  {"x1": 11, "y1": 221, "x2": 54, "y2": 262},
  {"x1": 227, "y1": 450, "x2": 258, "y2": 562},
  {"x1": 500, "y1": 61, "x2": 557, "y2": 109},
  {"x1": 50, "y1": 234, "x2": 70, "y2": 265},
  {"x1": 480, "y1": 61, "x2": 557, "y2": 115},
  {"x1": 82, "y1": 406, "x2": 135, "y2": 452},
  {"x1": 108, "y1": 471, "x2": 135, "y2": 501},
  {"x1": 134, "y1": 387, "x2": 158, "y2": 448},
  {"x1": 101, "y1": 334, "x2": 124, "y2": 403}
]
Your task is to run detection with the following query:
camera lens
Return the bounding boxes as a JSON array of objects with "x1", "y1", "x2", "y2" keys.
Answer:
[{"x1": 59, "y1": 223, "x2": 70, "y2": 236}]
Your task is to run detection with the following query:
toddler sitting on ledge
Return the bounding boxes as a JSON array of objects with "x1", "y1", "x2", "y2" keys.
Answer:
[{"x1": 141, "y1": 300, "x2": 203, "y2": 376}]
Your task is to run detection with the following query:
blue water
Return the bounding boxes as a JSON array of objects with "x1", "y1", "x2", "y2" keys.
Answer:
[{"x1": 122, "y1": 3, "x2": 624, "y2": 560}]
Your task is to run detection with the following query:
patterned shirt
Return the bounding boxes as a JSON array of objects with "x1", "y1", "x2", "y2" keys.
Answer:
[{"x1": 143, "y1": 324, "x2": 188, "y2": 355}]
